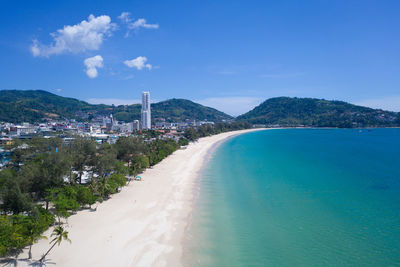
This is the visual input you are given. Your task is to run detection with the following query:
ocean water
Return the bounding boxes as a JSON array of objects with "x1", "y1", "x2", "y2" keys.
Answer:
[{"x1": 185, "y1": 129, "x2": 400, "y2": 266}]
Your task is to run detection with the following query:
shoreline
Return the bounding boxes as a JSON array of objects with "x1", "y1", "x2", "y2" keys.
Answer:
[
  {"x1": 17, "y1": 128, "x2": 265, "y2": 266},
  {"x1": 180, "y1": 128, "x2": 259, "y2": 265}
]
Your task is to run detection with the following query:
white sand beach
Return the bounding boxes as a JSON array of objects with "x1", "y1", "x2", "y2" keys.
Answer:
[{"x1": 17, "y1": 129, "x2": 262, "y2": 267}]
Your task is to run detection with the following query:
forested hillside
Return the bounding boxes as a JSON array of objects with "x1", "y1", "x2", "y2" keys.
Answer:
[
  {"x1": 0, "y1": 90, "x2": 232, "y2": 123},
  {"x1": 237, "y1": 97, "x2": 400, "y2": 127}
]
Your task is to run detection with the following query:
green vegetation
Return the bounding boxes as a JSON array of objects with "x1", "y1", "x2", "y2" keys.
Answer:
[
  {"x1": 0, "y1": 90, "x2": 100, "y2": 122},
  {"x1": 0, "y1": 90, "x2": 232, "y2": 123},
  {"x1": 2, "y1": 90, "x2": 399, "y2": 128},
  {"x1": 237, "y1": 97, "x2": 400, "y2": 128},
  {"x1": 0, "y1": 120, "x2": 251, "y2": 258},
  {"x1": 183, "y1": 122, "x2": 252, "y2": 141},
  {"x1": 0, "y1": 208, "x2": 54, "y2": 258},
  {"x1": 98, "y1": 99, "x2": 233, "y2": 122},
  {"x1": 0, "y1": 131, "x2": 193, "y2": 258},
  {"x1": 151, "y1": 98, "x2": 231, "y2": 122}
]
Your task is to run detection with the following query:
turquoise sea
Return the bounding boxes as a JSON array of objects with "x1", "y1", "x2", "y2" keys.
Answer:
[{"x1": 185, "y1": 129, "x2": 400, "y2": 266}]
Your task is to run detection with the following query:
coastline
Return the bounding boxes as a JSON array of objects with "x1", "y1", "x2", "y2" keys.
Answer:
[
  {"x1": 181, "y1": 128, "x2": 262, "y2": 265},
  {"x1": 18, "y1": 128, "x2": 264, "y2": 266}
]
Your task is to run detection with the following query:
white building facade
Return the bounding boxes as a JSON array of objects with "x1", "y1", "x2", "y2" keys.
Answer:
[
  {"x1": 133, "y1": 120, "x2": 140, "y2": 131},
  {"x1": 141, "y1": 91, "x2": 151, "y2": 129}
]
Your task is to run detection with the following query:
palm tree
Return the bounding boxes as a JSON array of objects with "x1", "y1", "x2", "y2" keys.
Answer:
[
  {"x1": 39, "y1": 226, "x2": 71, "y2": 262},
  {"x1": 23, "y1": 219, "x2": 47, "y2": 259}
]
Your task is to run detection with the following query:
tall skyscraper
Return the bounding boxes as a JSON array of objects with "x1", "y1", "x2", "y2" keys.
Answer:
[{"x1": 141, "y1": 91, "x2": 151, "y2": 129}]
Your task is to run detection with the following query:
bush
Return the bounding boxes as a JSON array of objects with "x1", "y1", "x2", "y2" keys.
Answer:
[
  {"x1": 114, "y1": 161, "x2": 130, "y2": 176},
  {"x1": 47, "y1": 187, "x2": 80, "y2": 219},
  {"x1": 130, "y1": 155, "x2": 149, "y2": 175},
  {"x1": 109, "y1": 173, "x2": 126, "y2": 188},
  {"x1": 0, "y1": 215, "x2": 22, "y2": 256},
  {"x1": 178, "y1": 137, "x2": 189, "y2": 146},
  {"x1": 103, "y1": 180, "x2": 117, "y2": 197},
  {"x1": 75, "y1": 185, "x2": 96, "y2": 208},
  {"x1": 1, "y1": 181, "x2": 32, "y2": 214},
  {"x1": 0, "y1": 207, "x2": 55, "y2": 257}
]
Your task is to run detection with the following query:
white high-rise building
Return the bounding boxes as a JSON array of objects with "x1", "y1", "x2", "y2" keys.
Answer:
[
  {"x1": 133, "y1": 120, "x2": 140, "y2": 131},
  {"x1": 141, "y1": 91, "x2": 151, "y2": 129}
]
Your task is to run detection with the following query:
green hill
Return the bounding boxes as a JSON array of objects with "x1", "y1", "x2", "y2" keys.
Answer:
[
  {"x1": 236, "y1": 97, "x2": 400, "y2": 128},
  {"x1": 0, "y1": 90, "x2": 100, "y2": 122},
  {"x1": 113, "y1": 98, "x2": 232, "y2": 122},
  {"x1": 0, "y1": 90, "x2": 233, "y2": 123},
  {"x1": 2, "y1": 91, "x2": 399, "y2": 127}
]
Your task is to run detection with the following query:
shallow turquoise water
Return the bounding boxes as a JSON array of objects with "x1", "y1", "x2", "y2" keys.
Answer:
[{"x1": 185, "y1": 129, "x2": 400, "y2": 266}]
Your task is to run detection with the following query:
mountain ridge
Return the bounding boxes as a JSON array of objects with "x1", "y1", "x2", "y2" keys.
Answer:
[
  {"x1": 1, "y1": 90, "x2": 399, "y2": 127},
  {"x1": 0, "y1": 90, "x2": 233, "y2": 123},
  {"x1": 237, "y1": 96, "x2": 400, "y2": 127}
]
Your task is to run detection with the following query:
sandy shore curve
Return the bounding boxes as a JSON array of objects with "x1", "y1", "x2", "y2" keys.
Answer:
[{"x1": 17, "y1": 129, "x2": 263, "y2": 266}]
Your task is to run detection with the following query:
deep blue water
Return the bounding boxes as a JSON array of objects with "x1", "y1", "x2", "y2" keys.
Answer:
[{"x1": 185, "y1": 128, "x2": 400, "y2": 266}]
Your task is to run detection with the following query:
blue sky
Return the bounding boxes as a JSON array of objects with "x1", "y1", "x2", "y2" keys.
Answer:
[{"x1": 0, "y1": 0, "x2": 399, "y2": 116}]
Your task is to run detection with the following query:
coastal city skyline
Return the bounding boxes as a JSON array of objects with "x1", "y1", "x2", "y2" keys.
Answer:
[{"x1": 1, "y1": 1, "x2": 400, "y2": 116}]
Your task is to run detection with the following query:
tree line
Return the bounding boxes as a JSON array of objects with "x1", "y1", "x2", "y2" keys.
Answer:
[
  {"x1": 0, "y1": 122, "x2": 251, "y2": 259},
  {"x1": 0, "y1": 131, "x2": 188, "y2": 259},
  {"x1": 183, "y1": 122, "x2": 252, "y2": 141}
]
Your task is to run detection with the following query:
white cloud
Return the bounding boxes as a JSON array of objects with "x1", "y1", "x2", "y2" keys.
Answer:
[
  {"x1": 118, "y1": 12, "x2": 131, "y2": 23},
  {"x1": 355, "y1": 96, "x2": 400, "y2": 112},
  {"x1": 124, "y1": 56, "x2": 152, "y2": 70},
  {"x1": 130, "y1": 18, "x2": 159, "y2": 30},
  {"x1": 197, "y1": 97, "x2": 263, "y2": 116},
  {"x1": 118, "y1": 12, "x2": 158, "y2": 37},
  {"x1": 84, "y1": 55, "x2": 103, "y2": 78},
  {"x1": 31, "y1": 40, "x2": 41, "y2": 57},
  {"x1": 87, "y1": 98, "x2": 141, "y2": 106},
  {"x1": 31, "y1": 14, "x2": 116, "y2": 57},
  {"x1": 56, "y1": 88, "x2": 62, "y2": 92}
]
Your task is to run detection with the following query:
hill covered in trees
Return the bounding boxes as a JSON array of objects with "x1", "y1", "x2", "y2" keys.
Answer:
[
  {"x1": 0, "y1": 90, "x2": 101, "y2": 123},
  {"x1": 113, "y1": 98, "x2": 232, "y2": 122},
  {"x1": 2, "y1": 91, "x2": 399, "y2": 127},
  {"x1": 237, "y1": 97, "x2": 400, "y2": 128},
  {"x1": 0, "y1": 90, "x2": 233, "y2": 123}
]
